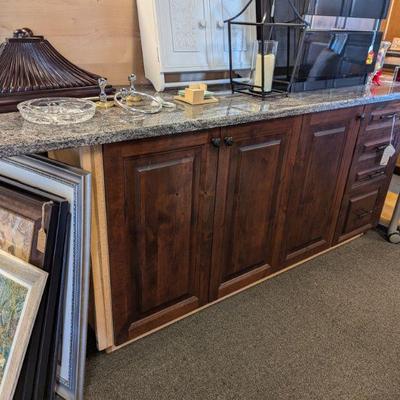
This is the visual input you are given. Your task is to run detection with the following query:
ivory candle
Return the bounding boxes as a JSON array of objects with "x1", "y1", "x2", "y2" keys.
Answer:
[{"x1": 254, "y1": 53, "x2": 276, "y2": 93}]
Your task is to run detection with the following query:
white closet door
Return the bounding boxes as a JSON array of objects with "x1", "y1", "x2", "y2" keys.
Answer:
[
  {"x1": 156, "y1": 0, "x2": 211, "y2": 72},
  {"x1": 209, "y1": 0, "x2": 256, "y2": 70}
]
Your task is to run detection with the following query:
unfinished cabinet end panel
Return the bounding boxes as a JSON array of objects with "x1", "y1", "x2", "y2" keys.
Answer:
[{"x1": 103, "y1": 132, "x2": 218, "y2": 345}]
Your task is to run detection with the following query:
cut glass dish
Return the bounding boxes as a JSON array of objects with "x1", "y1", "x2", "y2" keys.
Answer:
[{"x1": 17, "y1": 97, "x2": 96, "y2": 125}]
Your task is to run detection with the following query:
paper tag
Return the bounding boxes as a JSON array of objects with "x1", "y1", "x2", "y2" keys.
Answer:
[
  {"x1": 37, "y1": 228, "x2": 47, "y2": 254},
  {"x1": 380, "y1": 144, "x2": 396, "y2": 166}
]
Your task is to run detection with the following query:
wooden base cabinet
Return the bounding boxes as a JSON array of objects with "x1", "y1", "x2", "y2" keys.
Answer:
[
  {"x1": 102, "y1": 103, "x2": 400, "y2": 346},
  {"x1": 103, "y1": 118, "x2": 302, "y2": 343}
]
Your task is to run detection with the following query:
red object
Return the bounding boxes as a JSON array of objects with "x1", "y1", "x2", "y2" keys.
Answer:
[{"x1": 372, "y1": 70, "x2": 383, "y2": 85}]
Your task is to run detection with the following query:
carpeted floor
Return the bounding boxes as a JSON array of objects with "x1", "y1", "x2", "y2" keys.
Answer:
[{"x1": 85, "y1": 230, "x2": 400, "y2": 400}]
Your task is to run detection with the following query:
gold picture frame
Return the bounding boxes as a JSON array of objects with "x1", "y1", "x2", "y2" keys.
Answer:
[{"x1": 0, "y1": 249, "x2": 47, "y2": 399}]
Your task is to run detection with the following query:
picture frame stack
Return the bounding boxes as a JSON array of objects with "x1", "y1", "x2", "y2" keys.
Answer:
[{"x1": 0, "y1": 155, "x2": 91, "y2": 400}]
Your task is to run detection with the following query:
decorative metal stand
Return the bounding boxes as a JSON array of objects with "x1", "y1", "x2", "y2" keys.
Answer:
[{"x1": 225, "y1": 0, "x2": 309, "y2": 99}]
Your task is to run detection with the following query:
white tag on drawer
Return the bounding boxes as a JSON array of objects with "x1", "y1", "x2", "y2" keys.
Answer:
[{"x1": 380, "y1": 144, "x2": 396, "y2": 166}]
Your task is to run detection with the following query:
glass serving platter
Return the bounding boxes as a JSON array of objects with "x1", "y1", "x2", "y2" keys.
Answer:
[{"x1": 17, "y1": 97, "x2": 96, "y2": 125}]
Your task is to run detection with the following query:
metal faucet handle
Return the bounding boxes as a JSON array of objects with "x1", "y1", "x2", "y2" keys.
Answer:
[
  {"x1": 98, "y1": 77, "x2": 108, "y2": 102},
  {"x1": 128, "y1": 74, "x2": 137, "y2": 93},
  {"x1": 120, "y1": 88, "x2": 129, "y2": 100}
]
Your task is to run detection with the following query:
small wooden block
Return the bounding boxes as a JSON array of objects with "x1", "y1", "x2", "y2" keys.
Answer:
[
  {"x1": 185, "y1": 88, "x2": 204, "y2": 104},
  {"x1": 174, "y1": 95, "x2": 219, "y2": 106},
  {"x1": 189, "y1": 83, "x2": 208, "y2": 91}
]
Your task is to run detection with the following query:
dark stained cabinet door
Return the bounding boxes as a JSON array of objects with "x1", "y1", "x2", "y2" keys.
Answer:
[
  {"x1": 103, "y1": 131, "x2": 219, "y2": 344},
  {"x1": 279, "y1": 107, "x2": 362, "y2": 266},
  {"x1": 209, "y1": 118, "x2": 302, "y2": 300}
]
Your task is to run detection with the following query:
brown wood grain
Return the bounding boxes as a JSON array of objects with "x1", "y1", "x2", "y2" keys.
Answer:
[
  {"x1": 103, "y1": 131, "x2": 219, "y2": 344},
  {"x1": 279, "y1": 107, "x2": 363, "y2": 265},
  {"x1": 335, "y1": 101, "x2": 400, "y2": 243},
  {"x1": 0, "y1": 0, "x2": 147, "y2": 86},
  {"x1": 384, "y1": 0, "x2": 400, "y2": 41},
  {"x1": 209, "y1": 117, "x2": 302, "y2": 300}
]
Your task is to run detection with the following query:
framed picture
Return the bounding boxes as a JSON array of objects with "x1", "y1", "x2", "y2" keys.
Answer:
[
  {"x1": 0, "y1": 155, "x2": 91, "y2": 400},
  {"x1": 0, "y1": 249, "x2": 47, "y2": 400},
  {"x1": 0, "y1": 177, "x2": 70, "y2": 400}
]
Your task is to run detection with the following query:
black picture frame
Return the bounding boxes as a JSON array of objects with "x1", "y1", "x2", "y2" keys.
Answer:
[{"x1": 0, "y1": 176, "x2": 70, "y2": 400}]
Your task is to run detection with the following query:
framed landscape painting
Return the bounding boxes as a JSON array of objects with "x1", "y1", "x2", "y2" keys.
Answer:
[{"x1": 0, "y1": 249, "x2": 47, "y2": 400}]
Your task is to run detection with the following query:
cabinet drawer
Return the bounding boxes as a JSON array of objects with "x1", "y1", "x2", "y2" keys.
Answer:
[
  {"x1": 342, "y1": 188, "x2": 380, "y2": 235},
  {"x1": 362, "y1": 101, "x2": 400, "y2": 137},
  {"x1": 351, "y1": 162, "x2": 387, "y2": 188},
  {"x1": 335, "y1": 182, "x2": 386, "y2": 243}
]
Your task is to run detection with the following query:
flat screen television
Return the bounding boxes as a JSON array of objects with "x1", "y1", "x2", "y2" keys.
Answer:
[
  {"x1": 290, "y1": 30, "x2": 383, "y2": 91},
  {"x1": 307, "y1": 0, "x2": 391, "y2": 18},
  {"x1": 256, "y1": 0, "x2": 391, "y2": 19}
]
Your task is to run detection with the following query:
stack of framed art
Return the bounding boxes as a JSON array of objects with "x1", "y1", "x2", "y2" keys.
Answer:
[{"x1": 0, "y1": 155, "x2": 91, "y2": 400}]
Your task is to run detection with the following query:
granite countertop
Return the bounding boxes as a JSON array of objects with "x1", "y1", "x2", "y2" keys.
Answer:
[{"x1": 1, "y1": 80, "x2": 400, "y2": 158}]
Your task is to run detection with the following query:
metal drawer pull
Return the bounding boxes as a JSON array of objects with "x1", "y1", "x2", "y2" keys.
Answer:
[
  {"x1": 356, "y1": 209, "x2": 374, "y2": 219},
  {"x1": 375, "y1": 144, "x2": 389, "y2": 151},
  {"x1": 358, "y1": 170, "x2": 385, "y2": 182},
  {"x1": 380, "y1": 113, "x2": 398, "y2": 120}
]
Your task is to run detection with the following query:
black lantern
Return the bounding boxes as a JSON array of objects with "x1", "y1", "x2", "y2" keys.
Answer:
[{"x1": 225, "y1": 0, "x2": 309, "y2": 99}]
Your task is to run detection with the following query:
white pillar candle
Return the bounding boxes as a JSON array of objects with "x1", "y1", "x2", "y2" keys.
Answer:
[{"x1": 254, "y1": 53, "x2": 276, "y2": 92}]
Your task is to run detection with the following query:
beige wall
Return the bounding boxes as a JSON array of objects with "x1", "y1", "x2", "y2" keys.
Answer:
[
  {"x1": 384, "y1": 0, "x2": 400, "y2": 42},
  {"x1": 0, "y1": 0, "x2": 147, "y2": 86}
]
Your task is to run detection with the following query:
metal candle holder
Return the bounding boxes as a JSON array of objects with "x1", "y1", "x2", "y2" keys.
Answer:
[{"x1": 225, "y1": 0, "x2": 309, "y2": 99}]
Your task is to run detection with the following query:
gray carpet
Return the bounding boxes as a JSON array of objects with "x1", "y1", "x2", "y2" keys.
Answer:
[{"x1": 85, "y1": 231, "x2": 400, "y2": 400}]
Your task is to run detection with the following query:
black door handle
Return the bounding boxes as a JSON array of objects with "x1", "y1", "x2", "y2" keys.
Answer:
[
  {"x1": 211, "y1": 138, "x2": 221, "y2": 148},
  {"x1": 357, "y1": 113, "x2": 366, "y2": 121},
  {"x1": 224, "y1": 137, "x2": 234, "y2": 146}
]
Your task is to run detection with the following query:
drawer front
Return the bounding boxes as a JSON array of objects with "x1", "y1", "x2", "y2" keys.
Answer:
[
  {"x1": 347, "y1": 102, "x2": 400, "y2": 190},
  {"x1": 361, "y1": 101, "x2": 400, "y2": 138},
  {"x1": 335, "y1": 183, "x2": 385, "y2": 243},
  {"x1": 342, "y1": 188, "x2": 380, "y2": 235},
  {"x1": 351, "y1": 160, "x2": 387, "y2": 188}
]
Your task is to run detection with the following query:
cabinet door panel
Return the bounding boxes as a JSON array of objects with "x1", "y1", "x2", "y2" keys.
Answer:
[
  {"x1": 104, "y1": 132, "x2": 218, "y2": 344},
  {"x1": 126, "y1": 156, "x2": 195, "y2": 313},
  {"x1": 156, "y1": 0, "x2": 210, "y2": 71},
  {"x1": 210, "y1": 0, "x2": 256, "y2": 69},
  {"x1": 280, "y1": 108, "x2": 361, "y2": 265},
  {"x1": 210, "y1": 118, "x2": 301, "y2": 299}
]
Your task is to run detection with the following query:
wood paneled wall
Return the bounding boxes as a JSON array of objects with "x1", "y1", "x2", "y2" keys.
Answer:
[
  {"x1": 0, "y1": 0, "x2": 147, "y2": 85},
  {"x1": 384, "y1": 0, "x2": 400, "y2": 42}
]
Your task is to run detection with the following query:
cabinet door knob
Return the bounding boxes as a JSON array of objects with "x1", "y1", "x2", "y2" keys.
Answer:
[
  {"x1": 211, "y1": 138, "x2": 221, "y2": 148},
  {"x1": 199, "y1": 20, "x2": 207, "y2": 29},
  {"x1": 357, "y1": 113, "x2": 366, "y2": 120},
  {"x1": 224, "y1": 137, "x2": 234, "y2": 146},
  {"x1": 217, "y1": 20, "x2": 225, "y2": 29}
]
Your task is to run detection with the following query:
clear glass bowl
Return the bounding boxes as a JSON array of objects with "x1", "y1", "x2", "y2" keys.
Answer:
[{"x1": 17, "y1": 97, "x2": 96, "y2": 125}]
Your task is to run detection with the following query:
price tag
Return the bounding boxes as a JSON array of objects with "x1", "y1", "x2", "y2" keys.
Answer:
[
  {"x1": 36, "y1": 201, "x2": 52, "y2": 254},
  {"x1": 380, "y1": 144, "x2": 396, "y2": 166},
  {"x1": 37, "y1": 228, "x2": 47, "y2": 254}
]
